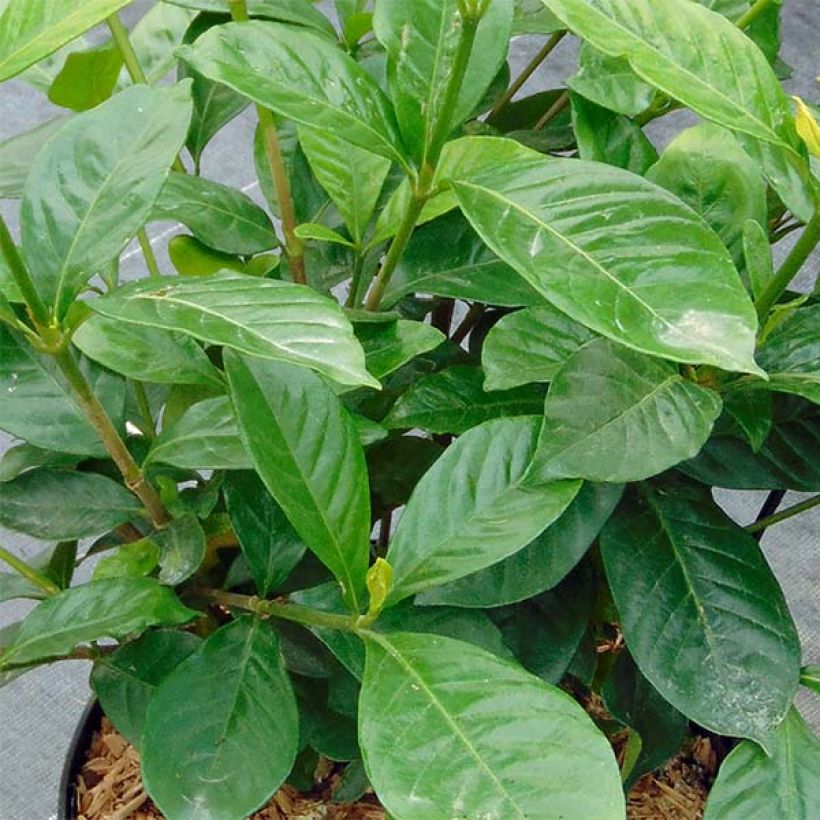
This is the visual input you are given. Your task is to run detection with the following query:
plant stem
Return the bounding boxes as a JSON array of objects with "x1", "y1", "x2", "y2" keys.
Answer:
[
  {"x1": 345, "y1": 254, "x2": 366, "y2": 308},
  {"x1": 133, "y1": 381, "x2": 156, "y2": 437},
  {"x1": 136, "y1": 228, "x2": 162, "y2": 277},
  {"x1": 736, "y1": 0, "x2": 776, "y2": 30},
  {"x1": 745, "y1": 493, "x2": 820, "y2": 534},
  {"x1": 53, "y1": 347, "x2": 170, "y2": 527},
  {"x1": 0, "y1": 545, "x2": 60, "y2": 596},
  {"x1": 534, "y1": 89, "x2": 570, "y2": 130},
  {"x1": 487, "y1": 31, "x2": 566, "y2": 124},
  {"x1": 0, "y1": 213, "x2": 50, "y2": 328},
  {"x1": 755, "y1": 209, "x2": 820, "y2": 318},
  {"x1": 451, "y1": 302, "x2": 485, "y2": 344}
]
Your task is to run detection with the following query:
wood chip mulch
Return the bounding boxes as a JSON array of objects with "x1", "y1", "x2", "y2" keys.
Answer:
[{"x1": 75, "y1": 718, "x2": 716, "y2": 819}]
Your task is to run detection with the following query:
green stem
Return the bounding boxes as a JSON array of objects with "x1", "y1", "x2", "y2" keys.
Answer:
[
  {"x1": 487, "y1": 31, "x2": 566, "y2": 124},
  {"x1": 136, "y1": 228, "x2": 162, "y2": 277},
  {"x1": 745, "y1": 493, "x2": 820, "y2": 534},
  {"x1": 133, "y1": 381, "x2": 156, "y2": 437},
  {"x1": 736, "y1": 0, "x2": 776, "y2": 30},
  {"x1": 53, "y1": 347, "x2": 170, "y2": 527},
  {"x1": 0, "y1": 213, "x2": 50, "y2": 328},
  {"x1": 534, "y1": 89, "x2": 570, "y2": 130},
  {"x1": 755, "y1": 209, "x2": 820, "y2": 318},
  {"x1": 345, "y1": 253, "x2": 366, "y2": 308},
  {"x1": 0, "y1": 545, "x2": 60, "y2": 596}
]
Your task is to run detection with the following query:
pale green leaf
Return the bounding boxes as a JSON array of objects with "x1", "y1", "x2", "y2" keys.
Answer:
[{"x1": 0, "y1": 117, "x2": 68, "y2": 199}]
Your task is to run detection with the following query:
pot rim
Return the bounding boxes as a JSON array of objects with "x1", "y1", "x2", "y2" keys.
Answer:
[{"x1": 58, "y1": 699, "x2": 102, "y2": 820}]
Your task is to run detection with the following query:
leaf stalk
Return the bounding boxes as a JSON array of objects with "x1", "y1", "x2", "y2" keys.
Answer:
[
  {"x1": 745, "y1": 493, "x2": 820, "y2": 534},
  {"x1": 0, "y1": 545, "x2": 60, "y2": 596}
]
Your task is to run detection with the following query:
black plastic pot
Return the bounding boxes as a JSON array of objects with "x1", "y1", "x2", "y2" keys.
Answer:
[{"x1": 58, "y1": 700, "x2": 103, "y2": 820}]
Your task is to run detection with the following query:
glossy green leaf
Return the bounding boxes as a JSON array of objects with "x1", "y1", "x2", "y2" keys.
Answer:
[
  {"x1": 568, "y1": 43, "x2": 654, "y2": 117},
  {"x1": 600, "y1": 477, "x2": 801, "y2": 749},
  {"x1": 294, "y1": 223, "x2": 353, "y2": 247},
  {"x1": 0, "y1": 326, "x2": 125, "y2": 457},
  {"x1": 147, "y1": 397, "x2": 249, "y2": 471},
  {"x1": 446, "y1": 136, "x2": 761, "y2": 374},
  {"x1": 153, "y1": 171, "x2": 278, "y2": 255},
  {"x1": 185, "y1": 74, "x2": 248, "y2": 166},
  {"x1": 0, "y1": 469, "x2": 143, "y2": 540},
  {"x1": 743, "y1": 218, "x2": 774, "y2": 302},
  {"x1": 0, "y1": 578, "x2": 197, "y2": 669},
  {"x1": 543, "y1": 0, "x2": 815, "y2": 220},
  {"x1": 223, "y1": 471, "x2": 307, "y2": 596},
  {"x1": 418, "y1": 482, "x2": 622, "y2": 608},
  {"x1": 142, "y1": 617, "x2": 299, "y2": 820},
  {"x1": 152, "y1": 514, "x2": 207, "y2": 585},
  {"x1": 0, "y1": 117, "x2": 67, "y2": 199},
  {"x1": 90, "y1": 273, "x2": 377, "y2": 389},
  {"x1": 0, "y1": 254, "x2": 22, "y2": 303},
  {"x1": 178, "y1": 21, "x2": 407, "y2": 167},
  {"x1": 92, "y1": 539, "x2": 159, "y2": 582},
  {"x1": 800, "y1": 666, "x2": 820, "y2": 695},
  {"x1": 757, "y1": 305, "x2": 820, "y2": 405},
  {"x1": 384, "y1": 365, "x2": 546, "y2": 434},
  {"x1": 647, "y1": 123, "x2": 767, "y2": 264},
  {"x1": 226, "y1": 354, "x2": 371, "y2": 611},
  {"x1": 704, "y1": 707, "x2": 820, "y2": 819},
  {"x1": 355, "y1": 319, "x2": 444, "y2": 381},
  {"x1": 482, "y1": 304, "x2": 596, "y2": 390},
  {"x1": 91, "y1": 630, "x2": 201, "y2": 747},
  {"x1": 360, "y1": 631, "x2": 624, "y2": 819},
  {"x1": 299, "y1": 127, "x2": 391, "y2": 245},
  {"x1": 47, "y1": 45, "x2": 122, "y2": 112},
  {"x1": 0, "y1": 0, "x2": 131, "y2": 81},
  {"x1": 383, "y1": 211, "x2": 543, "y2": 309},
  {"x1": 386, "y1": 416, "x2": 581, "y2": 604},
  {"x1": 527, "y1": 339, "x2": 722, "y2": 483},
  {"x1": 21, "y1": 83, "x2": 193, "y2": 318},
  {"x1": 722, "y1": 385, "x2": 773, "y2": 452},
  {"x1": 72, "y1": 314, "x2": 223, "y2": 388},
  {"x1": 373, "y1": 0, "x2": 514, "y2": 163},
  {"x1": 167, "y1": 234, "x2": 246, "y2": 276}
]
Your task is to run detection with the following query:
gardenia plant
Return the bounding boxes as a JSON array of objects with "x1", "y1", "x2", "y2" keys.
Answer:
[{"x1": 0, "y1": 0, "x2": 819, "y2": 817}]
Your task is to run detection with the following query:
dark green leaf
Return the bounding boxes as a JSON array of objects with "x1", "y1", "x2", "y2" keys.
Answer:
[
  {"x1": 223, "y1": 471, "x2": 307, "y2": 596},
  {"x1": 226, "y1": 354, "x2": 371, "y2": 612},
  {"x1": 0, "y1": 443, "x2": 80, "y2": 482},
  {"x1": 47, "y1": 45, "x2": 122, "y2": 112},
  {"x1": 91, "y1": 630, "x2": 201, "y2": 747},
  {"x1": 0, "y1": 117, "x2": 67, "y2": 199},
  {"x1": 0, "y1": 578, "x2": 197, "y2": 669},
  {"x1": 800, "y1": 666, "x2": 820, "y2": 695},
  {"x1": 446, "y1": 136, "x2": 761, "y2": 374},
  {"x1": 386, "y1": 416, "x2": 580, "y2": 604},
  {"x1": 384, "y1": 365, "x2": 546, "y2": 434},
  {"x1": 355, "y1": 319, "x2": 444, "y2": 381},
  {"x1": 600, "y1": 477, "x2": 801, "y2": 749},
  {"x1": 152, "y1": 514, "x2": 207, "y2": 585},
  {"x1": 0, "y1": 469, "x2": 143, "y2": 540},
  {"x1": 142, "y1": 618, "x2": 299, "y2": 819},
  {"x1": 418, "y1": 482, "x2": 622, "y2": 608},
  {"x1": 72, "y1": 314, "x2": 223, "y2": 388},
  {"x1": 722, "y1": 385, "x2": 773, "y2": 453},
  {"x1": 153, "y1": 171, "x2": 278, "y2": 255},
  {"x1": 526, "y1": 339, "x2": 722, "y2": 483},
  {"x1": 366, "y1": 435, "x2": 444, "y2": 510},
  {"x1": 360, "y1": 631, "x2": 624, "y2": 819}
]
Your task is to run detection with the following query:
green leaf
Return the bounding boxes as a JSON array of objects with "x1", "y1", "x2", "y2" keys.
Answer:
[
  {"x1": 142, "y1": 617, "x2": 299, "y2": 820},
  {"x1": 152, "y1": 514, "x2": 207, "y2": 585},
  {"x1": 602, "y1": 652, "x2": 688, "y2": 785},
  {"x1": 90, "y1": 273, "x2": 377, "y2": 389},
  {"x1": 386, "y1": 416, "x2": 581, "y2": 604},
  {"x1": 722, "y1": 385, "x2": 772, "y2": 452},
  {"x1": 567, "y1": 43, "x2": 654, "y2": 117},
  {"x1": 0, "y1": 117, "x2": 68, "y2": 200},
  {"x1": 153, "y1": 171, "x2": 278, "y2": 255},
  {"x1": 526, "y1": 339, "x2": 723, "y2": 483},
  {"x1": 0, "y1": 326, "x2": 125, "y2": 457},
  {"x1": 757, "y1": 305, "x2": 820, "y2": 405},
  {"x1": 800, "y1": 666, "x2": 820, "y2": 695},
  {"x1": 72, "y1": 314, "x2": 223, "y2": 388},
  {"x1": 147, "y1": 397, "x2": 249, "y2": 471},
  {"x1": 223, "y1": 471, "x2": 306, "y2": 596},
  {"x1": 418, "y1": 482, "x2": 622, "y2": 608},
  {"x1": 513, "y1": 0, "x2": 562, "y2": 34},
  {"x1": 372, "y1": 0, "x2": 514, "y2": 163},
  {"x1": 178, "y1": 21, "x2": 407, "y2": 168},
  {"x1": 0, "y1": 578, "x2": 197, "y2": 669},
  {"x1": 226, "y1": 354, "x2": 371, "y2": 612},
  {"x1": 647, "y1": 123, "x2": 767, "y2": 265},
  {"x1": 383, "y1": 211, "x2": 543, "y2": 309},
  {"x1": 360, "y1": 631, "x2": 624, "y2": 819},
  {"x1": 446, "y1": 136, "x2": 761, "y2": 374},
  {"x1": 92, "y1": 539, "x2": 160, "y2": 582},
  {"x1": 355, "y1": 319, "x2": 444, "y2": 381},
  {"x1": 21, "y1": 83, "x2": 193, "y2": 318},
  {"x1": 294, "y1": 222, "x2": 354, "y2": 247},
  {"x1": 571, "y1": 93, "x2": 658, "y2": 173},
  {"x1": 743, "y1": 218, "x2": 775, "y2": 302},
  {"x1": 0, "y1": 442, "x2": 79, "y2": 486},
  {"x1": 600, "y1": 477, "x2": 801, "y2": 749},
  {"x1": 91, "y1": 630, "x2": 201, "y2": 748},
  {"x1": 384, "y1": 365, "x2": 546, "y2": 434},
  {"x1": 47, "y1": 45, "x2": 122, "y2": 112},
  {"x1": 167, "y1": 234, "x2": 246, "y2": 277},
  {"x1": 542, "y1": 0, "x2": 815, "y2": 220},
  {"x1": 0, "y1": 0, "x2": 131, "y2": 81},
  {"x1": 482, "y1": 304, "x2": 596, "y2": 391},
  {"x1": 0, "y1": 469, "x2": 143, "y2": 540},
  {"x1": 298, "y1": 128, "x2": 392, "y2": 245},
  {"x1": 704, "y1": 707, "x2": 820, "y2": 820}
]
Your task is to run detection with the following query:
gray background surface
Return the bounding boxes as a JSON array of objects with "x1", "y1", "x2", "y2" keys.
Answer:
[{"x1": 0, "y1": 1, "x2": 818, "y2": 817}]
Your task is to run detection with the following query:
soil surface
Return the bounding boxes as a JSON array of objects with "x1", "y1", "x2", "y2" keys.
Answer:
[{"x1": 75, "y1": 717, "x2": 716, "y2": 819}]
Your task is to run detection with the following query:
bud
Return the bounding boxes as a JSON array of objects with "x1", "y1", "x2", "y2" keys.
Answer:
[
  {"x1": 793, "y1": 96, "x2": 820, "y2": 158},
  {"x1": 458, "y1": 0, "x2": 491, "y2": 22},
  {"x1": 365, "y1": 558, "x2": 393, "y2": 619}
]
